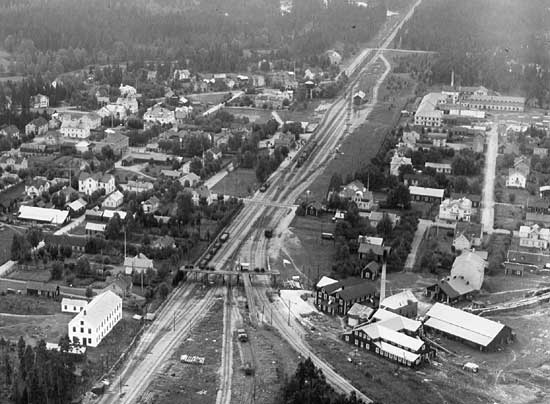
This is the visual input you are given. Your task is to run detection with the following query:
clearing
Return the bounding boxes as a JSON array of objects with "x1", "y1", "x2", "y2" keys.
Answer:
[{"x1": 211, "y1": 168, "x2": 259, "y2": 198}]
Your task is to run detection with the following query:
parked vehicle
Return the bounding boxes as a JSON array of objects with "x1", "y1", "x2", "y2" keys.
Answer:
[
  {"x1": 237, "y1": 329, "x2": 248, "y2": 342},
  {"x1": 463, "y1": 362, "x2": 479, "y2": 373},
  {"x1": 264, "y1": 229, "x2": 273, "y2": 238},
  {"x1": 220, "y1": 232, "x2": 229, "y2": 242}
]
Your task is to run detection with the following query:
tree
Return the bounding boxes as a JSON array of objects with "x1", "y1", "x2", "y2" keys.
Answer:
[
  {"x1": 75, "y1": 257, "x2": 91, "y2": 277},
  {"x1": 11, "y1": 233, "x2": 30, "y2": 263},
  {"x1": 376, "y1": 214, "x2": 394, "y2": 239},
  {"x1": 158, "y1": 282, "x2": 170, "y2": 299},
  {"x1": 51, "y1": 261, "x2": 64, "y2": 280},
  {"x1": 105, "y1": 213, "x2": 123, "y2": 240},
  {"x1": 85, "y1": 286, "x2": 93, "y2": 298},
  {"x1": 328, "y1": 173, "x2": 343, "y2": 192},
  {"x1": 387, "y1": 184, "x2": 411, "y2": 209},
  {"x1": 26, "y1": 227, "x2": 43, "y2": 248}
]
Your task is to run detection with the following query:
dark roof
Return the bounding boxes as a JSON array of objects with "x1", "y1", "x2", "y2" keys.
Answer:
[
  {"x1": 362, "y1": 261, "x2": 380, "y2": 275},
  {"x1": 436, "y1": 280, "x2": 461, "y2": 299},
  {"x1": 30, "y1": 117, "x2": 48, "y2": 127},
  {"x1": 337, "y1": 281, "x2": 378, "y2": 301},
  {"x1": 451, "y1": 193, "x2": 482, "y2": 203},
  {"x1": 321, "y1": 277, "x2": 357, "y2": 294},
  {"x1": 26, "y1": 281, "x2": 58, "y2": 292},
  {"x1": 506, "y1": 250, "x2": 550, "y2": 266},
  {"x1": 358, "y1": 243, "x2": 384, "y2": 256},
  {"x1": 455, "y1": 222, "x2": 482, "y2": 240}
]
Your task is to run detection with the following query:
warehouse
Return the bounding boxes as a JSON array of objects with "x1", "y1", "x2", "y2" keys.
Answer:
[
  {"x1": 18, "y1": 206, "x2": 70, "y2": 225},
  {"x1": 423, "y1": 303, "x2": 513, "y2": 351}
]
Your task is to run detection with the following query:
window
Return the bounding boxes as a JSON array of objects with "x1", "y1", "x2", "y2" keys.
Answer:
[
  {"x1": 72, "y1": 326, "x2": 76, "y2": 332},
  {"x1": 88, "y1": 328, "x2": 91, "y2": 334},
  {"x1": 64, "y1": 305, "x2": 67, "y2": 310},
  {"x1": 88, "y1": 338, "x2": 92, "y2": 344},
  {"x1": 80, "y1": 328, "x2": 84, "y2": 333}
]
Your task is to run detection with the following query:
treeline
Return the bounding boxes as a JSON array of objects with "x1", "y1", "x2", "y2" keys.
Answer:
[
  {"x1": 0, "y1": 0, "x2": 386, "y2": 78},
  {"x1": 395, "y1": 0, "x2": 550, "y2": 106},
  {"x1": 0, "y1": 337, "x2": 77, "y2": 404}
]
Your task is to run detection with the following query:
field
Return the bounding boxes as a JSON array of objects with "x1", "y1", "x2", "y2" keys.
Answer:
[
  {"x1": 211, "y1": 168, "x2": 259, "y2": 198},
  {"x1": 223, "y1": 107, "x2": 273, "y2": 124},
  {"x1": 0, "y1": 226, "x2": 15, "y2": 266},
  {"x1": 0, "y1": 312, "x2": 72, "y2": 345},
  {"x1": 270, "y1": 214, "x2": 337, "y2": 286},
  {"x1": 306, "y1": 57, "x2": 416, "y2": 203},
  {"x1": 494, "y1": 203, "x2": 524, "y2": 231},
  {"x1": 187, "y1": 92, "x2": 230, "y2": 105},
  {"x1": 141, "y1": 298, "x2": 223, "y2": 403},
  {"x1": 0, "y1": 294, "x2": 60, "y2": 315},
  {"x1": 7, "y1": 267, "x2": 52, "y2": 282}
]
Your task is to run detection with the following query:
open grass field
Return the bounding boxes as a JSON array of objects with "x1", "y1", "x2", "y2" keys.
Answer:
[
  {"x1": 211, "y1": 168, "x2": 259, "y2": 198},
  {"x1": 187, "y1": 92, "x2": 230, "y2": 106},
  {"x1": 495, "y1": 203, "x2": 524, "y2": 231},
  {"x1": 7, "y1": 268, "x2": 51, "y2": 282},
  {"x1": 223, "y1": 107, "x2": 273, "y2": 124},
  {"x1": 0, "y1": 312, "x2": 72, "y2": 346},
  {"x1": 142, "y1": 297, "x2": 223, "y2": 404},
  {"x1": 0, "y1": 294, "x2": 60, "y2": 315}
]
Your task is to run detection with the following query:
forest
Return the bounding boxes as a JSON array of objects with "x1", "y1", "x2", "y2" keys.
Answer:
[
  {"x1": 0, "y1": 0, "x2": 387, "y2": 79},
  {"x1": 395, "y1": 0, "x2": 550, "y2": 107}
]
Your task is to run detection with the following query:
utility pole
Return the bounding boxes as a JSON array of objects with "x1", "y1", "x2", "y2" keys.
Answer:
[{"x1": 287, "y1": 299, "x2": 291, "y2": 326}]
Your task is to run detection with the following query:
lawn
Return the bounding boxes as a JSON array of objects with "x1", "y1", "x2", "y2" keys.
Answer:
[
  {"x1": 187, "y1": 92, "x2": 230, "y2": 105},
  {"x1": 0, "y1": 226, "x2": 16, "y2": 266},
  {"x1": 211, "y1": 168, "x2": 259, "y2": 198},
  {"x1": 0, "y1": 312, "x2": 72, "y2": 346},
  {"x1": 494, "y1": 203, "x2": 524, "y2": 231},
  {"x1": 7, "y1": 267, "x2": 52, "y2": 282}
]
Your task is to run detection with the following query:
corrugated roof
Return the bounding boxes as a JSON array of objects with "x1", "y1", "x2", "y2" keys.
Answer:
[
  {"x1": 424, "y1": 303, "x2": 506, "y2": 347},
  {"x1": 357, "y1": 321, "x2": 424, "y2": 352},
  {"x1": 371, "y1": 309, "x2": 421, "y2": 333},
  {"x1": 409, "y1": 186, "x2": 444, "y2": 198},
  {"x1": 70, "y1": 291, "x2": 121, "y2": 329},
  {"x1": 85, "y1": 222, "x2": 106, "y2": 232},
  {"x1": 18, "y1": 206, "x2": 69, "y2": 225},
  {"x1": 376, "y1": 341, "x2": 421, "y2": 362}
]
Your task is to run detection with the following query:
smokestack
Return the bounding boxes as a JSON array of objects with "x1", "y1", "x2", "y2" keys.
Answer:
[
  {"x1": 451, "y1": 70, "x2": 455, "y2": 88},
  {"x1": 380, "y1": 261, "x2": 387, "y2": 304}
]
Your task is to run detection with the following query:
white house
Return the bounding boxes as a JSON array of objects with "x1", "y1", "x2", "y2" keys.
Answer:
[
  {"x1": 144, "y1": 105, "x2": 176, "y2": 126},
  {"x1": 25, "y1": 178, "x2": 50, "y2": 198},
  {"x1": 102, "y1": 190, "x2": 124, "y2": 209},
  {"x1": 425, "y1": 162, "x2": 452, "y2": 174},
  {"x1": 439, "y1": 197, "x2": 472, "y2": 222},
  {"x1": 506, "y1": 169, "x2": 526, "y2": 189},
  {"x1": 68, "y1": 291, "x2": 122, "y2": 347},
  {"x1": 390, "y1": 154, "x2": 412, "y2": 176},
  {"x1": 337, "y1": 180, "x2": 374, "y2": 211},
  {"x1": 179, "y1": 172, "x2": 201, "y2": 188},
  {"x1": 30, "y1": 94, "x2": 49, "y2": 109},
  {"x1": 141, "y1": 196, "x2": 160, "y2": 213},
  {"x1": 59, "y1": 112, "x2": 101, "y2": 139},
  {"x1": 124, "y1": 253, "x2": 154, "y2": 275},
  {"x1": 519, "y1": 224, "x2": 550, "y2": 249},
  {"x1": 78, "y1": 172, "x2": 116, "y2": 196},
  {"x1": 119, "y1": 84, "x2": 137, "y2": 98},
  {"x1": 61, "y1": 298, "x2": 87, "y2": 313}
]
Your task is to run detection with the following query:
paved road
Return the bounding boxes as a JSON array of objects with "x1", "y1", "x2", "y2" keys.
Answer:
[{"x1": 481, "y1": 123, "x2": 499, "y2": 234}]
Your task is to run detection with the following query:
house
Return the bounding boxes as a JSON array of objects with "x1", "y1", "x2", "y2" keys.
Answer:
[
  {"x1": 59, "y1": 112, "x2": 101, "y2": 139},
  {"x1": 342, "y1": 309, "x2": 433, "y2": 367},
  {"x1": 141, "y1": 196, "x2": 160, "y2": 213},
  {"x1": 152, "y1": 235, "x2": 176, "y2": 250},
  {"x1": 121, "y1": 180, "x2": 154, "y2": 194},
  {"x1": 534, "y1": 147, "x2": 548, "y2": 157},
  {"x1": 272, "y1": 131, "x2": 295, "y2": 150},
  {"x1": 368, "y1": 211, "x2": 399, "y2": 228},
  {"x1": 179, "y1": 172, "x2": 201, "y2": 188},
  {"x1": 26, "y1": 281, "x2": 60, "y2": 298},
  {"x1": 173, "y1": 69, "x2": 191, "y2": 81},
  {"x1": 25, "y1": 178, "x2": 50, "y2": 198},
  {"x1": 204, "y1": 147, "x2": 222, "y2": 161},
  {"x1": 379, "y1": 290, "x2": 418, "y2": 318},
  {"x1": 426, "y1": 251, "x2": 486, "y2": 304},
  {"x1": 425, "y1": 162, "x2": 452, "y2": 174},
  {"x1": 409, "y1": 186, "x2": 444, "y2": 204},
  {"x1": 85, "y1": 222, "x2": 106, "y2": 236},
  {"x1": 67, "y1": 198, "x2": 87, "y2": 217},
  {"x1": 337, "y1": 181, "x2": 374, "y2": 212},
  {"x1": 390, "y1": 154, "x2": 412, "y2": 176},
  {"x1": 361, "y1": 261, "x2": 380, "y2": 280},
  {"x1": 506, "y1": 169, "x2": 526, "y2": 189},
  {"x1": 68, "y1": 291, "x2": 122, "y2": 347},
  {"x1": 78, "y1": 172, "x2": 116, "y2": 196},
  {"x1": 143, "y1": 105, "x2": 175, "y2": 126},
  {"x1": 513, "y1": 156, "x2": 530, "y2": 176},
  {"x1": 346, "y1": 303, "x2": 374, "y2": 327},
  {"x1": 124, "y1": 253, "x2": 154, "y2": 275},
  {"x1": 315, "y1": 277, "x2": 377, "y2": 316},
  {"x1": 305, "y1": 201, "x2": 323, "y2": 217},
  {"x1": 146, "y1": 70, "x2": 157, "y2": 81},
  {"x1": 426, "y1": 132, "x2": 448, "y2": 148},
  {"x1": 453, "y1": 222, "x2": 482, "y2": 251},
  {"x1": 61, "y1": 298, "x2": 87, "y2": 313},
  {"x1": 401, "y1": 130, "x2": 420, "y2": 149},
  {"x1": 186, "y1": 185, "x2": 213, "y2": 206},
  {"x1": 0, "y1": 125, "x2": 20, "y2": 139},
  {"x1": 518, "y1": 224, "x2": 550, "y2": 249},
  {"x1": 504, "y1": 250, "x2": 550, "y2": 275},
  {"x1": 353, "y1": 91, "x2": 367, "y2": 105},
  {"x1": 160, "y1": 170, "x2": 181, "y2": 179},
  {"x1": 332, "y1": 209, "x2": 346, "y2": 222},
  {"x1": 101, "y1": 190, "x2": 124, "y2": 209},
  {"x1": 423, "y1": 303, "x2": 513, "y2": 351},
  {"x1": 451, "y1": 192, "x2": 481, "y2": 208},
  {"x1": 438, "y1": 197, "x2": 472, "y2": 222},
  {"x1": 25, "y1": 117, "x2": 49, "y2": 136},
  {"x1": 119, "y1": 84, "x2": 137, "y2": 98},
  {"x1": 254, "y1": 89, "x2": 293, "y2": 109},
  {"x1": 0, "y1": 155, "x2": 28, "y2": 171},
  {"x1": 357, "y1": 236, "x2": 390, "y2": 261},
  {"x1": 325, "y1": 50, "x2": 342, "y2": 65},
  {"x1": 103, "y1": 276, "x2": 133, "y2": 299}
]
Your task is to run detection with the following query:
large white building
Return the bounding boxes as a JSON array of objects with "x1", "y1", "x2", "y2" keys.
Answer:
[
  {"x1": 414, "y1": 92, "x2": 445, "y2": 127},
  {"x1": 60, "y1": 112, "x2": 102, "y2": 139},
  {"x1": 68, "y1": 291, "x2": 122, "y2": 347},
  {"x1": 439, "y1": 197, "x2": 472, "y2": 222},
  {"x1": 519, "y1": 224, "x2": 550, "y2": 249},
  {"x1": 79, "y1": 172, "x2": 116, "y2": 196},
  {"x1": 506, "y1": 168, "x2": 526, "y2": 189}
]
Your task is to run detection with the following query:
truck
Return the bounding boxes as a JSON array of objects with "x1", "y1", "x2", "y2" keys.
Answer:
[
  {"x1": 243, "y1": 362, "x2": 254, "y2": 376},
  {"x1": 264, "y1": 228, "x2": 273, "y2": 238},
  {"x1": 237, "y1": 329, "x2": 248, "y2": 342}
]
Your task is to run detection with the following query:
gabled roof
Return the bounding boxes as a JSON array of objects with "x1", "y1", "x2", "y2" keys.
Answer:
[
  {"x1": 424, "y1": 303, "x2": 507, "y2": 347},
  {"x1": 124, "y1": 253, "x2": 153, "y2": 269},
  {"x1": 362, "y1": 261, "x2": 380, "y2": 275},
  {"x1": 371, "y1": 309, "x2": 421, "y2": 333},
  {"x1": 347, "y1": 303, "x2": 374, "y2": 319},
  {"x1": 409, "y1": 186, "x2": 444, "y2": 198},
  {"x1": 337, "y1": 281, "x2": 378, "y2": 301},
  {"x1": 70, "y1": 291, "x2": 121, "y2": 329},
  {"x1": 316, "y1": 276, "x2": 338, "y2": 289}
]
